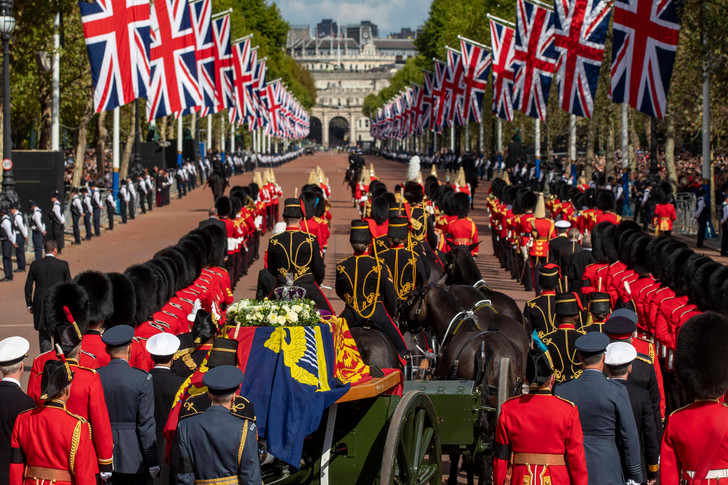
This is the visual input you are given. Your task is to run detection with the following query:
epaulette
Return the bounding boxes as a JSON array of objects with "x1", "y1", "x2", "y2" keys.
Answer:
[
  {"x1": 80, "y1": 349, "x2": 97, "y2": 360},
  {"x1": 179, "y1": 393, "x2": 212, "y2": 420},
  {"x1": 173, "y1": 347, "x2": 192, "y2": 361},
  {"x1": 553, "y1": 395, "x2": 576, "y2": 407},
  {"x1": 636, "y1": 352, "x2": 652, "y2": 365},
  {"x1": 230, "y1": 395, "x2": 256, "y2": 421},
  {"x1": 75, "y1": 365, "x2": 97, "y2": 374},
  {"x1": 65, "y1": 409, "x2": 88, "y2": 423}
]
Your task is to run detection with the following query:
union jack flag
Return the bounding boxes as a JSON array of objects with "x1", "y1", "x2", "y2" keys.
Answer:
[
  {"x1": 432, "y1": 60, "x2": 449, "y2": 132},
  {"x1": 490, "y1": 18, "x2": 516, "y2": 121},
  {"x1": 230, "y1": 36, "x2": 253, "y2": 124},
  {"x1": 189, "y1": 0, "x2": 215, "y2": 117},
  {"x1": 146, "y1": 0, "x2": 201, "y2": 120},
  {"x1": 79, "y1": 0, "x2": 151, "y2": 113},
  {"x1": 211, "y1": 14, "x2": 233, "y2": 114},
  {"x1": 445, "y1": 47, "x2": 467, "y2": 127},
  {"x1": 253, "y1": 59, "x2": 268, "y2": 130},
  {"x1": 247, "y1": 59, "x2": 267, "y2": 130},
  {"x1": 264, "y1": 80, "x2": 282, "y2": 136},
  {"x1": 459, "y1": 37, "x2": 492, "y2": 123},
  {"x1": 402, "y1": 87, "x2": 413, "y2": 138},
  {"x1": 512, "y1": 0, "x2": 558, "y2": 120},
  {"x1": 411, "y1": 84, "x2": 425, "y2": 136},
  {"x1": 609, "y1": 0, "x2": 683, "y2": 118},
  {"x1": 553, "y1": 0, "x2": 611, "y2": 118},
  {"x1": 422, "y1": 70, "x2": 433, "y2": 131}
]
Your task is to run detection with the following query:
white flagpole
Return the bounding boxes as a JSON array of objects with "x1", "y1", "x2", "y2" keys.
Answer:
[
  {"x1": 535, "y1": 119, "x2": 541, "y2": 160},
  {"x1": 450, "y1": 127, "x2": 455, "y2": 151},
  {"x1": 220, "y1": 116, "x2": 226, "y2": 155},
  {"x1": 702, "y1": 63, "x2": 711, "y2": 179},
  {"x1": 207, "y1": 116, "x2": 212, "y2": 155},
  {"x1": 479, "y1": 119, "x2": 484, "y2": 154},
  {"x1": 465, "y1": 123, "x2": 470, "y2": 152},
  {"x1": 253, "y1": 129, "x2": 257, "y2": 153},
  {"x1": 497, "y1": 118, "x2": 502, "y2": 154},
  {"x1": 51, "y1": 12, "x2": 60, "y2": 151},
  {"x1": 621, "y1": 104, "x2": 629, "y2": 169},
  {"x1": 569, "y1": 114, "x2": 576, "y2": 163},
  {"x1": 113, "y1": 107, "x2": 120, "y2": 198},
  {"x1": 177, "y1": 116, "x2": 183, "y2": 167},
  {"x1": 230, "y1": 122, "x2": 235, "y2": 153}
]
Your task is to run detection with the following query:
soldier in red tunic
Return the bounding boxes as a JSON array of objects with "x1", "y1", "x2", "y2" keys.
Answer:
[
  {"x1": 447, "y1": 192, "x2": 479, "y2": 256},
  {"x1": 529, "y1": 193, "x2": 556, "y2": 295},
  {"x1": 662, "y1": 312, "x2": 728, "y2": 485},
  {"x1": 493, "y1": 349, "x2": 588, "y2": 485},
  {"x1": 10, "y1": 359, "x2": 97, "y2": 485}
]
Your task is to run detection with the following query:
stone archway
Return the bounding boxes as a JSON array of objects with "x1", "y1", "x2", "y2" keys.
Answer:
[
  {"x1": 307, "y1": 117, "x2": 322, "y2": 145},
  {"x1": 328, "y1": 116, "x2": 349, "y2": 147}
]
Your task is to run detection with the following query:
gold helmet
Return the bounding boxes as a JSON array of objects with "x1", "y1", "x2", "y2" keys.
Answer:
[{"x1": 308, "y1": 169, "x2": 318, "y2": 185}]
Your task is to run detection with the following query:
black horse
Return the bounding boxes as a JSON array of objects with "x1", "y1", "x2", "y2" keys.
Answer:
[
  {"x1": 206, "y1": 166, "x2": 228, "y2": 202},
  {"x1": 343, "y1": 163, "x2": 363, "y2": 199},
  {"x1": 443, "y1": 245, "x2": 524, "y2": 325}
]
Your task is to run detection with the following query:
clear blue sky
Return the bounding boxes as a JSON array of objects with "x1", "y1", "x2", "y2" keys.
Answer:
[{"x1": 275, "y1": 0, "x2": 431, "y2": 36}]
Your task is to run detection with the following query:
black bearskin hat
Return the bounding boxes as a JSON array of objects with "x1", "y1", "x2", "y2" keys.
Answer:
[
  {"x1": 178, "y1": 239, "x2": 204, "y2": 278},
  {"x1": 675, "y1": 312, "x2": 728, "y2": 400},
  {"x1": 617, "y1": 219, "x2": 641, "y2": 236},
  {"x1": 600, "y1": 224, "x2": 619, "y2": 263},
  {"x1": 350, "y1": 219, "x2": 372, "y2": 246},
  {"x1": 452, "y1": 193, "x2": 471, "y2": 218},
  {"x1": 652, "y1": 185, "x2": 666, "y2": 205},
  {"x1": 154, "y1": 247, "x2": 188, "y2": 292},
  {"x1": 105, "y1": 272, "x2": 137, "y2": 328},
  {"x1": 145, "y1": 261, "x2": 170, "y2": 313},
  {"x1": 590, "y1": 222, "x2": 612, "y2": 264},
  {"x1": 189, "y1": 229, "x2": 214, "y2": 266},
  {"x1": 664, "y1": 247, "x2": 694, "y2": 292},
  {"x1": 708, "y1": 266, "x2": 728, "y2": 312},
  {"x1": 44, "y1": 282, "x2": 89, "y2": 339},
  {"x1": 299, "y1": 191, "x2": 318, "y2": 220},
  {"x1": 617, "y1": 231, "x2": 641, "y2": 263},
  {"x1": 124, "y1": 264, "x2": 157, "y2": 326},
  {"x1": 150, "y1": 257, "x2": 177, "y2": 302},
  {"x1": 689, "y1": 260, "x2": 720, "y2": 309},
  {"x1": 72, "y1": 271, "x2": 114, "y2": 324},
  {"x1": 184, "y1": 232, "x2": 211, "y2": 267},
  {"x1": 369, "y1": 180, "x2": 387, "y2": 199},
  {"x1": 596, "y1": 189, "x2": 616, "y2": 212},
  {"x1": 645, "y1": 236, "x2": 675, "y2": 277},
  {"x1": 215, "y1": 196, "x2": 233, "y2": 218},
  {"x1": 629, "y1": 235, "x2": 651, "y2": 275},
  {"x1": 370, "y1": 196, "x2": 390, "y2": 225},
  {"x1": 201, "y1": 225, "x2": 226, "y2": 268},
  {"x1": 403, "y1": 181, "x2": 424, "y2": 204}
]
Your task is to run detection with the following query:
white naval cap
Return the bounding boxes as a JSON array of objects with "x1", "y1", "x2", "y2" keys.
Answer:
[
  {"x1": 555, "y1": 220, "x2": 571, "y2": 229},
  {"x1": 146, "y1": 333, "x2": 181, "y2": 357},
  {"x1": 604, "y1": 342, "x2": 637, "y2": 367},
  {"x1": 0, "y1": 336, "x2": 30, "y2": 367}
]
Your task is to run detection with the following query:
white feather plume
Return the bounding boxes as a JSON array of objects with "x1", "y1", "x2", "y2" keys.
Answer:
[{"x1": 407, "y1": 155, "x2": 421, "y2": 182}]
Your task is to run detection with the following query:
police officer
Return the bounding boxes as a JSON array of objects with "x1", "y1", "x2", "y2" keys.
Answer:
[
  {"x1": 146, "y1": 333, "x2": 185, "y2": 485},
  {"x1": 106, "y1": 189, "x2": 116, "y2": 230},
  {"x1": 555, "y1": 332, "x2": 642, "y2": 485},
  {"x1": 69, "y1": 188, "x2": 83, "y2": 245},
  {"x1": 523, "y1": 264, "x2": 562, "y2": 340},
  {"x1": 174, "y1": 365, "x2": 261, "y2": 485},
  {"x1": 9, "y1": 359, "x2": 97, "y2": 485},
  {"x1": 49, "y1": 191, "x2": 65, "y2": 253},
  {"x1": 81, "y1": 187, "x2": 93, "y2": 240},
  {"x1": 605, "y1": 342, "x2": 660, "y2": 484},
  {"x1": 91, "y1": 182, "x2": 102, "y2": 237},
  {"x1": 10, "y1": 204, "x2": 27, "y2": 273},
  {"x1": 27, "y1": 201, "x2": 45, "y2": 262},
  {"x1": 266, "y1": 198, "x2": 330, "y2": 312},
  {"x1": 0, "y1": 203, "x2": 16, "y2": 281},
  {"x1": 137, "y1": 175, "x2": 147, "y2": 214},
  {"x1": 127, "y1": 178, "x2": 137, "y2": 220},
  {"x1": 98, "y1": 325, "x2": 159, "y2": 485},
  {"x1": 493, "y1": 349, "x2": 588, "y2": 485},
  {"x1": 335, "y1": 220, "x2": 407, "y2": 357},
  {"x1": 119, "y1": 183, "x2": 129, "y2": 224},
  {"x1": 0, "y1": 337, "x2": 35, "y2": 485}
]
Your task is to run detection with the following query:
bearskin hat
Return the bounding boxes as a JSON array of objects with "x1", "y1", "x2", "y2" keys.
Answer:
[
  {"x1": 656, "y1": 240, "x2": 687, "y2": 282},
  {"x1": 596, "y1": 189, "x2": 616, "y2": 212},
  {"x1": 707, "y1": 266, "x2": 728, "y2": 312},
  {"x1": 617, "y1": 219, "x2": 641, "y2": 236},
  {"x1": 573, "y1": 193, "x2": 586, "y2": 210},
  {"x1": 369, "y1": 180, "x2": 387, "y2": 199},
  {"x1": 659, "y1": 182, "x2": 673, "y2": 203},
  {"x1": 629, "y1": 235, "x2": 651, "y2": 275},
  {"x1": 691, "y1": 261, "x2": 720, "y2": 309},
  {"x1": 502, "y1": 186, "x2": 519, "y2": 206},
  {"x1": 215, "y1": 196, "x2": 233, "y2": 218},
  {"x1": 229, "y1": 195, "x2": 242, "y2": 217},
  {"x1": 178, "y1": 239, "x2": 203, "y2": 279},
  {"x1": 154, "y1": 247, "x2": 188, "y2": 292},
  {"x1": 350, "y1": 219, "x2": 372, "y2": 246},
  {"x1": 452, "y1": 192, "x2": 471, "y2": 218},
  {"x1": 370, "y1": 196, "x2": 390, "y2": 225},
  {"x1": 105, "y1": 272, "x2": 137, "y2": 328},
  {"x1": 43, "y1": 282, "x2": 89, "y2": 338},
  {"x1": 247, "y1": 182, "x2": 259, "y2": 197},
  {"x1": 558, "y1": 184, "x2": 571, "y2": 202},
  {"x1": 617, "y1": 230, "x2": 640, "y2": 263},
  {"x1": 186, "y1": 231, "x2": 212, "y2": 266},
  {"x1": 645, "y1": 236, "x2": 674, "y2": 277},
  {"x1": 150, "y1": 257, "x2": 177, "y2": 302},
  {"x1": 675, "y1": 312, "x2": 728, "y2": 400},
  {"x1": 584, "y1": 188, "x2": 596, "y2": 208},
  {"x1": 403, "y1": 181, "x2": 424, "y2": 204},
  {"x1": 144, "y1": 261, "x2": 169, "y2": 314},
  {"x1": 652, "y1": 185, "x2": 666, "y2": 205},
  {"x1": 124, "y1": 264, "x2": 157, "y2": 326},
  {"x1": 201, "y1": 225, "x2": 226, "y2": 268},
  {"x1": 72, "y1": 271, "x2": 114, "y2": 324},
  {"x1": 664, "y1": 247, "x2": 694, "y2": 291},
  {"x1": 591, "y1": 222, "x2": 612, "y2": 264},
  {"x1": 601, "y1": 224, "x2": 619, "y2": 263},
  {"x1": 299, "y1": 191, "x2": 317, "y2": 220},
  {"x1": 424, "y1": 176, "x2": 439, "y2": 199}
]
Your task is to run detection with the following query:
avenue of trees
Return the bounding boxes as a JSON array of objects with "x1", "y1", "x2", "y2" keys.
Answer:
[
  {"x1": 363, "y1": 0, "x2": 728, "y2": 186},
  {"x1": 1, "y1": 0, "x2": 317, "y2": 183}
]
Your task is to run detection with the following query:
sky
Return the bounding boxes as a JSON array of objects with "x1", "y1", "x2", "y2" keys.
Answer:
[{"x1": 274, "y1": 0, "x2": 431, "y2": 37}]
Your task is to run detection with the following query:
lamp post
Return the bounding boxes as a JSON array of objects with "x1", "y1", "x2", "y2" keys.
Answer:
[{"x1": 0, "y1": 0, "x2": 16, "y2": 206}]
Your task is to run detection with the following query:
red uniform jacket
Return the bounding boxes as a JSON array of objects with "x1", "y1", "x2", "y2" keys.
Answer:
[
  {"x1": 530, "y1": 218, "x2": 555, "y2": 257},
  {"x1": 494, "y1": 390, "x2": 588, "y2": 485},
  {"x1": 10, "y1": 401, "x2": 97, "y2": 485},
  {"x1": 448, "y1": 217, "x2": 479, "y2": 255},
  {"x1": 630, "y1": 276, "x2": 657, "y2": 330},
  {"x1": 596, "y1": 211, "x2": 621, "y2": 224},
  {"x1": 661, "y1": 401, "x2": 728, "y2": 484},
  {"x1": 581, "y1": 262, "x2": 608, "y2": 295},
  {"x1": 653, "y1": 203, "x2": 676, "y2": 232},
  {"x1": 652, "y1": 290, "x2": 679, "y2": 350},
  {"x1": 517, "y1": 213, "x2": 535, "y2": 248},
  {"x1": 79, "y1": 331, "x2": 109, "y2": 369}
]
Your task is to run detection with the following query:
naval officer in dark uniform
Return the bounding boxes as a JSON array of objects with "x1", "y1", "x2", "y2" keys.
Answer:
[
  {"x1": 98, "y1": 326, "x2": 159, "y2": 485},
  {"x1": 174, "y1": 365, "x2": 261, "y2": 485},
  {"x1": 266, "y1": 198, "x2": 331, "y2": 312},
  {"x1": 555, "y1": 332, "x2": 642, "y2": 485}
]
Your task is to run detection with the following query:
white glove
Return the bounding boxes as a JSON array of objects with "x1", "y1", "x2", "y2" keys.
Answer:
[
  {"x1": 624, "y1": 280, "x2": 631, "y2": 296},
  {"x1": 149, "y1": 466, "x2": 160, "y2": 479},
  {"x1": 100, "y1": 472, "x2": 112, "y2": 482},
  {"x1": 187, "y1": 299, "x2": 202, "y2": 322}
]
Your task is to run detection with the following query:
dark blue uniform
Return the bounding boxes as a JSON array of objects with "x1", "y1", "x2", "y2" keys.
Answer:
[
  {"x1": 175, "y1": 398, "x2": 261, "y2": 485},
  {"x1": 98, "y1": 359, "x2": 159, "y2": 482},
  {"x1": 555, "y1": 368, "x2": 642, "y2": 484}
]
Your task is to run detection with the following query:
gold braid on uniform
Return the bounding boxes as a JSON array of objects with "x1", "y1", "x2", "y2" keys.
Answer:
[
  {"x1": 338, "y1": 257, "x2": 382, "y2": 320},
  {"x1": 69, "y1": 421, "x2": 82, "y2": 475},
  {"x1": 237, "y1": 421, "x2": 250, "y2": 465},
  {"x1": 270, "y1": 232, "x2": 315, "y2": 281}
]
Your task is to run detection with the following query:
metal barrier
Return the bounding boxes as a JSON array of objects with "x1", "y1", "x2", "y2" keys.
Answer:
[{"x1": 675, "y1": 192, "x2": 697, "y2": 235}]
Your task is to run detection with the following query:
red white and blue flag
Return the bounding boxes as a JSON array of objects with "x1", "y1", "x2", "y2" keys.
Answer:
[
  {"x1": 79, "y1": 0, "x2": 151, "y2": 113},
  {"x1": 553, "y1": 0, "x2": 611, "y2": 118},
  {"x1": 411, "y1": 84, "x2": 425, "y2": 136},
  {"x1": 211, "y1": 14, "x2": 233, "y2": 114},
  {"x1": 490, "y1": 18, "x2": 516, "y2": 121},
  {"x1": 512, "y1": 0, "x2": 558, "y2": 120},
  {"x1": 263, "y1": 80, "x2": 282, "y2": 137},
  {"x1": 230, "y1": 36, "x2": 253, "y2": 124},
  {"x1": 422, "y1": 70, "x2": 434, "y2": 131},
  {"x1": 146, "y1": 0, "x2": 201, "y2": 120},
  {"x1": 445, "y1": 47, "x2": 467, "y2": 127},
  {"x1": 609, "y1": 0, "x2": 683, "y2": 118},
  {"x1": 459, "y1": 37, "x2": 492, "y2": 123},
  {"x1": 188, "y1": 0, "x2": 215, "y2": 117},
  {"x1": 432, "y1": 59, "x2": 449, "y2": 132}
]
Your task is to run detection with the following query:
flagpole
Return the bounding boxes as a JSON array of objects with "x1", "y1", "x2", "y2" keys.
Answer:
[
  {"x1": 220, "y1": 116, "x2": 226, "y2": 161},
  {"x1": 465, "y1": 124, "x2": 469, "y2": 152},
  {"x1": 207, "y1": 116, "x2": 212, "y2": 155},
  {"x1": 497, "y1": 118, "x2": 502, "y2": 154},
  {"x1": 177, "y1": 115, "x2": 183, "y2": 167},
  {"x1": 230, "y1": 122, "x2": 235, "y2": 153},
  {"x1": 569, "y1": 114, "x2": 576, "y2": 164},
  {"x1": 535, "y1": 119, "x2": 541, "y2": 160},
  {"x1": 211, "y1": 9, "x2": 232, "y2": 19},
  {"x1": 702, "y1": 58, "x2": 711, "y2": 180},
  {"x1": 113, "y1": 107, "x2": 120, "y2": 200},
  {"x1": 479, "y1": 118, "x2": 484, "y2": 154},
  {"x1": 621, "y1": 104, "x2": 629, "y2": 169},
  {"x1": 51, "y1": 11, "x2": 60, "y2": 151},
  {"x1": 450, "y1": 127, "x2": 455, "y2": 151},
  {"x1": 486, "y1": 14, "x2": 515, "y2": 27}
]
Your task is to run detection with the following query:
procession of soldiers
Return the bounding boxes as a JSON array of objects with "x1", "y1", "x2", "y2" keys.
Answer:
[{"x1": 1, "y1": 149, "x2": 728, "y2": 485}]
